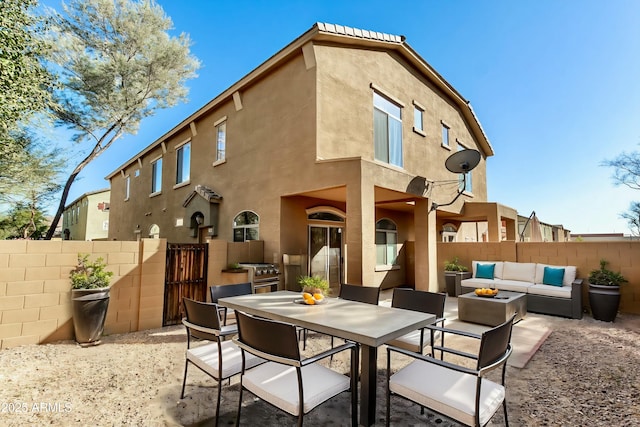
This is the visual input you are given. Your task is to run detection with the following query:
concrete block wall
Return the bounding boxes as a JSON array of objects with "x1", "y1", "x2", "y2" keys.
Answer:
[
  {"x1": 0, "y1": 239, "x2": 166, "y2": 349},
  {"x1": 437, "y1": 240, "x2": 640, "y2": 315}
]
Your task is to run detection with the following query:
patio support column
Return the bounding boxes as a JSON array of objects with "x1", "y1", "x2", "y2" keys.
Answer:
[
  {"x1": 345, "y1": 182, "x2": 376, "y2": 286},
  {"x1": 414, "y1": 199, "x2": 437, "y2": 292},
  {"x1": 487, "y1": 210, "x2": 501, "y2": 242}
]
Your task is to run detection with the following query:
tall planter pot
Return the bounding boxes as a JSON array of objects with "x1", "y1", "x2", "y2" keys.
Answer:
[
  {"x1": 444, "y1": 271, "x2": 472, "y2": 297},
  {"x1": 72, "y1": 288, "x2": 110, "y2": 346},
  {"x1": 588, "y1": 283, "x2": 620, "y2": 322}
]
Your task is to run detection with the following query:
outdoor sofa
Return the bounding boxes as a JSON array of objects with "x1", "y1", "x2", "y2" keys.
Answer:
[{"x1": 459, "y1": 260, "x2": 583, "y2": 319}]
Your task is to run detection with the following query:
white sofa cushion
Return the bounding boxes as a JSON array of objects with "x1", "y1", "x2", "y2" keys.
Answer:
[
  {"x1": 390, "y1": 359, "x2": 505, "y2": 427},
  {"x1": 461, "y1": 278, "x2": 533, "y2": 293},
  {"x1": 492, "y1": 279, "x2": 534, "y2": 293},
  {"x1": 502, "y1": 262, "x2": 536, "y2": 283},
  {"x1": 534, "y1": 264, "x2": 577, "y2": 287},
  {"x1": 472, "y1": 261, "x2": 504, "y2": 279},
  {"x1": 528, "y1": 283, "x2": 572, "y2": 299},
  {"x1": 462, "y1": 278, "x2": 499, "y2": 289}
]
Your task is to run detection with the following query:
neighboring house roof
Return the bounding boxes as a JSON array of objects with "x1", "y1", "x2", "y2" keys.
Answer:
[
  {"x1": 64, "y1": 188, "x2": 110, "y2": 210},
  {"x1": 106, "y1": 22, "x2": 494, "y2": 180}
]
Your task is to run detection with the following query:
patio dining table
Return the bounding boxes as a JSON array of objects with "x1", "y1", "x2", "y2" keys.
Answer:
[{"x1": 218, "y1": 290, "x2": 435, "y2": 427}]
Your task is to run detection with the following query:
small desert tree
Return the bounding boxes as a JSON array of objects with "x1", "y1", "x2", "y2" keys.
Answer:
[
  {"x1": 603, "y1": 147, "x2": 640, "y2": 236},
  {"x1": 0, "y1": 0, "x2": 58, "y2": 202},
  {"x1": 0, "y1": 0, "x2": 55, "y2": 132},
  {"x1": 44, "y1": 0, "x2": 200, "y2": 239},
  {"x1": 0, "y1": 132, "x2": 64, "y2": 238}
]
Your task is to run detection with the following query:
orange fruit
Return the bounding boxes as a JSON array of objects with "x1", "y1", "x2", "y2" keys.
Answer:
[
  {"x1": 302, "y1": 292, "x2": 313, "y2": 299},
  {"x1": 305, "y1": 297, "x2": 316, "y2": 305},
  {"x1": 313, "y1": 293, "x2": 324, "y2": 300}
]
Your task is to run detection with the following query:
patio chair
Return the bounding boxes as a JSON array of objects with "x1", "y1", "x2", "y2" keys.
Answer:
[
  {"x1": 209, "y1": 282, "x2": 252, "y2": 326},
  {"x1": 386, "y1": 314, "x2": 516, "y2": 427},
  {"x1": 339, "y1": 283, "x2": 380, "y2": 305},
  {"x1": 386, "y1": 288, "x2": 446, "y2": 356},
  {"x1": 180, "y1": 298, "x2": 263, "y2": 426},
  {"x1": 329, "y1": 283, "x2": 380, "y2": 355},
  {"x1": 234, "y1": 311, "x2": 359, "y2": 427}
]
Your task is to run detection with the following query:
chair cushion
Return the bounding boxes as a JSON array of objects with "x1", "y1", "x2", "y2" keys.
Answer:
[
  {"x1": 390, "y1": 359, "x2": 505, "y2": 426},
  {"x1": 187, "y1": 340, "x2": 262, "y2": 380},
  {"x1": 387, "y1": 330, "x2": 422, "y2": 353},
  {"x1": 242, "y1": 362, "x2": 350, "y2": 416}
]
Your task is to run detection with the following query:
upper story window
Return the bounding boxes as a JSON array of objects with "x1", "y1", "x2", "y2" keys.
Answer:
[
  {"x1": 233, "y1": 211, "x2": 259, "y2": 242},
  {"x1": 441, "y1": 122, "x2": 450, "y2": 148},
  {"x1": 413, "y1": 101, "x2": 425, "y2": 135},
  {"x1": 176, "y1": 142, "x2": 191, "y2": 185},
  {"x1": 457, "y1": 144, "x2": 473, "y2": 193},
  {"x1": 373, "y1": 92, "x2": 403, "y2": 167},
  {"x1": 375, "y1": 218, "x2": 398, "y2": 266},
  {"x1": 151, "y1": 157, "x2": 162, "y2": 194},
  {"x1": 215, "y1": 118, "x2": 226, "y2": 162},
  {"x1": 124, "y1": 175, "x2": 130, "y2": 200}
]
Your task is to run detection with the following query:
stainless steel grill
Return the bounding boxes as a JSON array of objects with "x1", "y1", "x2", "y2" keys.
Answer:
[{"x1": 238, "y1": 263, "x2": 281, "y2": 292}]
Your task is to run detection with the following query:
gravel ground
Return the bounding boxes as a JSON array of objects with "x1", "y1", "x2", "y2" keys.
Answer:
[{"x1": 0, "y1": 310, "x2": 639, "y2": 426}]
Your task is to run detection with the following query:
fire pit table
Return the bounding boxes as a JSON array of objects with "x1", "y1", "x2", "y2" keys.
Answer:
[{"x1": 458, "y1": 290, "x2": 527, "y2": 326}]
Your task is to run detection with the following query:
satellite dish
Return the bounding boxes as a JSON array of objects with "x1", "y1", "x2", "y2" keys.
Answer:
[{"x1": 445, "y1": 149, "x2": 481, "y2": 174}]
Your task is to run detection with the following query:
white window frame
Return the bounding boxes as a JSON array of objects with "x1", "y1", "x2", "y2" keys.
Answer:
[
  {"x1": 150, "y1": 156, "x2": 162, "y2": 196},
  {"x1": 412, "y1": 100, "x2": 425, "y2": 136},
  {"x1": 233, "y1": 211, "x2": 260, "y2": 242},
  {"x1": 174, "y1": 139, "x2": 191, "y2": 187},
  {"x1": 373, "y1": 89, "x2": 403, "y2": 167},
  {"x1": 375, "y1": 218, "x2": 398, "y2": 267},
  {"x1": 124, "y1": 175, "x2": 130, "y2": 201},
  {"x1": 214, "y1": 117, "x2": 226, "y2": 165},
  {"x1": 441, "y1": 121, "x2": 451, "y2": 149}
]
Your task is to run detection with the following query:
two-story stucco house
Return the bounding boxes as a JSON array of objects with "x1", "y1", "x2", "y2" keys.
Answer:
[
  {"x1": 62, "y1": 189, "x2": 111, "y2": 241},
  {"x1": 106, "y1": 23, "x2": 518, "y2": 291}
]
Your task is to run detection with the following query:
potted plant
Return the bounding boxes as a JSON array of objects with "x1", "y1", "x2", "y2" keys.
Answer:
[
  {"x1": 588, "y1": 259, "x2": 627, "y2": 322},
  {"x1": 297, "y1": 275, "x2": 330, "y2": 296},
  {"x1": 444, "y1": 257, "x2": 471, "y2": 297},
  {"x1": 70, "y1": 254, "x2": 114, "y2": 346}
]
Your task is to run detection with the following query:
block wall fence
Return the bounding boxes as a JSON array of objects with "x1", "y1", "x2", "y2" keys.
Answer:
[
  {"x1": 2, "y1": 239, "x2": 639, "y2": 349},
  {"x1": 0, "y1": 239, "x2": 166, "y2": 349},
  {"x1": 437, "y1": 241, "x2": 640, "y2": 315}
]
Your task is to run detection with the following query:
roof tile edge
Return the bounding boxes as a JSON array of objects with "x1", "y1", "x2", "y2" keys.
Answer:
[{"x1": 316, "y1": 22, "x2": 404, "y2": 43}]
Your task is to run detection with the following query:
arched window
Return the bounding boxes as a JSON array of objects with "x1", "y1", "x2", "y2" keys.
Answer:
[
  {"x1": 442, "y1": 223, "x2": 457, "y2": 242},
  {"x1": 149, "y1": 224, "x2": 160, "y2": 239},
  {"x1": 233, "y1": 211, "x2": 259, "y2": 242},
  {"x1": 308, "y1": 212, "x2": 343, "y2": 222},
  {"x1": 375, "y1": 219, "x2": 398, "y2": 266}
]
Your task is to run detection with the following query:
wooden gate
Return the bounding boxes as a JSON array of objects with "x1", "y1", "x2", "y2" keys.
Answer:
[{"x1": 163, "y1": 243, "x2": 208, "y2": 326}]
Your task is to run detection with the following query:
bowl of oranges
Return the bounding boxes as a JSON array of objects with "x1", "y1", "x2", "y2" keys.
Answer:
[
  {"x1": 474, "y1": 288, "x2": 499, "y2": 298},
  {"x1": 297, "y1": 291, "x2": 327, "y2": 305}
]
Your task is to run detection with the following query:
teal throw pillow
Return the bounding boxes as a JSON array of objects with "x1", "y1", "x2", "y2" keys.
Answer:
[
  {"x1": 476, "y1": 263, "x2": 495, "y2": 280},
  {"x1": 543, "y1": 267, "x2": 565, "y2": 287}
]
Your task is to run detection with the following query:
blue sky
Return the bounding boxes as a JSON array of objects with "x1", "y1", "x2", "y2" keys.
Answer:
[{"x1": 46, "y1": 0, "x2": 640, "y2": 234}]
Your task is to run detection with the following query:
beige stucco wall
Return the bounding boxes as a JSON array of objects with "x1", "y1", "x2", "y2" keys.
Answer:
[
  {"x1": 0, "y1": 239, "x2": 166, "y2": 349},
  {"x1": 107, "y1": 35, "x2": 493, "y2": 293},
  {"x1": 63, "y1": 190, "x2": 110, "y2": 241},
  {"x1": 437, "y1": 241, "x2": 640, "y2": 315}
]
